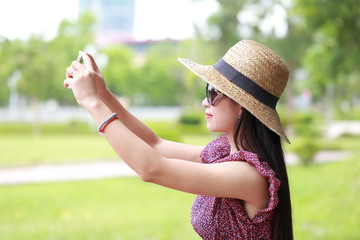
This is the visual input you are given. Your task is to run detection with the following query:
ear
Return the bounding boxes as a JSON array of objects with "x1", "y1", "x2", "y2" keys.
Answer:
[{"x1": 238, "y1": 105, "x2": 243, "y2": 115}]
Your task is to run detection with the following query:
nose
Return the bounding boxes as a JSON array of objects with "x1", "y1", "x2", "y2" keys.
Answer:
[{"x1": 202, "y1": 97, "x2": 210, "y2": 108}]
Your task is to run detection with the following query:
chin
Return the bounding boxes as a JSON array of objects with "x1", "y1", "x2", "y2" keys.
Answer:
[{"x1": 206, "y1": 124, "x2": 221, "y2": 133}]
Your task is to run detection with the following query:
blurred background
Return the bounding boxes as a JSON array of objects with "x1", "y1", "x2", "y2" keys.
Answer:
[{"x1": 0, "y1": 0, "x2": 359, "y2": 239}]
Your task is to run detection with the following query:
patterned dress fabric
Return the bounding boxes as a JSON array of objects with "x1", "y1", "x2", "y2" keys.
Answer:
[{"x1": 191, "y1": 134, "x2": 280, "y2": 240}]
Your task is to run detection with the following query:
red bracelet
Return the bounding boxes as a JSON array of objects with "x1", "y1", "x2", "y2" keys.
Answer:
[{"x1": 97, "y1": 113, "x2": 119, "y2": 136}]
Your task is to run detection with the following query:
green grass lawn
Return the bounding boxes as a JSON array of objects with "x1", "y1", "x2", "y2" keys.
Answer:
[
  {"x1": 1, "y1": 131, "x2": 360, "y2": 239},
  {"x1": 0, "y1": 178, "x2": 199, "y2": 240},
  {"x1": 290, "y1": 157, "x2": 360, "y2": 239},
  {"x1": 0, "y1": 135, "x2": 118, "y2": 167},
  {"x1": 1, "y1": 157, "x2": 359, "y2": 239},
  {"x1": 0, "y1": 134, "x2": 214, "y2": 167}
]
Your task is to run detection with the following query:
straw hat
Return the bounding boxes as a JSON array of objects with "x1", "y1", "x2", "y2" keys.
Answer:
[{"x1": 178, "y1": 39, "x2": 290, "y2": 143}]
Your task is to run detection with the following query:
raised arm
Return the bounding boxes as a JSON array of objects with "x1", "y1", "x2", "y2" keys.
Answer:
[
  {"x1": 80, "y1": 99, "x2": 267, "y2": 206},
  {"x1": 67, "y1": 52, "x2": 203, "y2": 162},
  {"x1": 100, "y1": 89, "x2": 203, "y2": 162},
  {"x1": 63, "y1": 53, "x2": 269, "y2": 211}
]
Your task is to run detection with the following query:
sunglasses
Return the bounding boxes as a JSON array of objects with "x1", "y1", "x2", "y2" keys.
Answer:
[{"x1": 206, "y1": 83, "x2": 224, "y2": 106}]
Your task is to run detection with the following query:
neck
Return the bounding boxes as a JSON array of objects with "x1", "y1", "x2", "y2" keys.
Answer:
[{"x1": 225, "y1": 134, "x2": 240, "y2": 154}]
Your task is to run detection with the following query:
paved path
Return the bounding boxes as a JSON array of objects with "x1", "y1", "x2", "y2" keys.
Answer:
[
  {"x1": 0, "y1": 151, "x2": 351, "y2": 186},
  {"x1": 0, "y1": 161, "x2": 136, "y2": 185}
]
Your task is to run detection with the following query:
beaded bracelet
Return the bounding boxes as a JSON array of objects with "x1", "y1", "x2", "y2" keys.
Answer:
[{"x1": 97, "y1": 113, "x2": 119, "y2": 136}]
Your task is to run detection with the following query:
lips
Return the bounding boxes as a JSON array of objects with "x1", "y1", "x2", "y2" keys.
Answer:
[{"x1": 205, "y1": 112, "x2": 213, "y2": 119}]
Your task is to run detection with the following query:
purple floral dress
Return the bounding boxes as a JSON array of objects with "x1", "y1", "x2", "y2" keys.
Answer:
[{"x1": 191, "y1": 134, "x2": 280, "y2": 240}]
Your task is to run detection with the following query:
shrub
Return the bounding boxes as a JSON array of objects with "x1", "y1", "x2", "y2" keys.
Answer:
[
  {"x1": 0, "y1": 122, "x2": 93, "y2": 135},
  {"x1": 145, "y1": 121, "x2": 182, "y2": 142},
  {"x1": 178, "y1": 110, "x2": 203, "y2": 125},
  {"x1": 293, "y1": 110, "x2": 324, "y2": 137},
  {"x1": 292, "y1": 137, "x2": 320, "y2": 166}
]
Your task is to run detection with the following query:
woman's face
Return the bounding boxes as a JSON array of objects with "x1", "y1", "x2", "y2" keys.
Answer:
[{"x1": 202, "y1": 91, "x2": 242, "y2": 135}]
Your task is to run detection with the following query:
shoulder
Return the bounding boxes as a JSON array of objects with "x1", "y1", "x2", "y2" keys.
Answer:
[
  {"x1": 208, "y1": 159, "x2": 268, "y2": 203},
  {"x1": 218, "y1": 151, "x2": 272, "y2": 204},
  {"x1": 220, "y1": 160, "x2": 268, "y2": 190},
  {"x1": 200, "y1": 134, "x2": 231, "y2": 163}
]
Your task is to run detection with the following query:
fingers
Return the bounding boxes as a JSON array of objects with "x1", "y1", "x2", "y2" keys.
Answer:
[
  {"x1": 66, "y1": 66, "x2": 76, "y2": 78},
  {"x1": 79, "y1": 51, "x2": 101, "y2": 74},
  {"x1": 71, "y1": 60, "x2": 84, "y2": 71},
  {"x1": 66, "y1": 63, "x2": 80, "y2": 78},
  {"x1": 64, "y1": 52, "x2": 100, "y2": 88},
  {"x1": 64, "y1": 54, "x2": 84, "y2": 88},
  {"x1": 66, "y1": 60, "x2": 86, "y2": 78},
  {"x1": 63, "y1": 78, "x2": 73, "y2": 88}
]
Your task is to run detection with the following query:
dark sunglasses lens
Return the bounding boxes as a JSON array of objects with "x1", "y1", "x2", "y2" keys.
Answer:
[{"x1": 206, "y1": 84, "x2": 218, "y2": 105}]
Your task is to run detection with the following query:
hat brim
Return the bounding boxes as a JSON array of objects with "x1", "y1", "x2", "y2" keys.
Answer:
[{"x1": 178, "y1": 58, "x2": 290, "y2": 144}]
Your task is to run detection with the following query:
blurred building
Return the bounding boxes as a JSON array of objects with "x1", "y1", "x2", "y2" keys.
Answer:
[{"x1": 79, "y1": 0, "x2": 136, "y2": 46}]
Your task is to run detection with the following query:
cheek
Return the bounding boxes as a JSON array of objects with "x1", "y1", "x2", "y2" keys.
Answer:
[
  {"x1": 207, "y1": 109, "x2": 239, "y2": 133},
  {"x1": 205, "y1": 98, "x2": 242, "y2": 133},
  {"x1": 219, "y1": 101, "x2": 241, "y2": 132},
  {"x1": 221, "y1": 113, "x2": 239, "y2": 131}
]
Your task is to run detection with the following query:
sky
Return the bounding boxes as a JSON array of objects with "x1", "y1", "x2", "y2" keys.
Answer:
[{"x1": 0, "y1": 0, "x2": 218, "y2": 41}]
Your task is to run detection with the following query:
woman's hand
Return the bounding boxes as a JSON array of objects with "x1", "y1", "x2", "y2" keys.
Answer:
[
  {"x1": 81, "y1": 52, "x2": 109, "y2": 97},
  {"x1": 64, "y1": 52, "x2": 105, "y2": 109}
]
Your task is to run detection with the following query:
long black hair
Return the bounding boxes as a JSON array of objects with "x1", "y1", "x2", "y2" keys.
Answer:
[{"x1": 234, "y1": 108, "x2": 293, "y2": 240}]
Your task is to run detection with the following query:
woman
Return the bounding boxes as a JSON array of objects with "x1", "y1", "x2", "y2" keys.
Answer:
[{"x1": 64, "y1": 39, "x2": 293, "y2": 240}]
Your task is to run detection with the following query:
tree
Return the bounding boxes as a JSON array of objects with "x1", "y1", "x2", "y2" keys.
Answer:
[
  {"x1": 47, "y1": 11, "x2": 97, "y2": 104},
  {"x1": 6, "y1": 12, "x2": 95, "y2": 105},
  {"x1": 203, "y1": 0, "x2": 248, "y2": 55},
  {"x1": 101, "y1": 45, "x2": 136, "y2": 98},
  {"x1": 137, "y1": 41, "x2": 184, "y2": 105},
  {"x1": 293, "y1": 0, "x2": 360, "y2": 119},
  {"x1": 0, "y1": 12, "x2": 96, "y2": 133},
  {"x1": 0, "y1": 38, "x2": 25, "y2": 105},
  {"x1": 197, "y1": 0, "x2": 311, "y2": 123},
  {"x1": 0, "y1": 12, "x2": 97, "y2": 107},
  {"x1": 17, "y1": 35, "x2": 55, "y2": 102},
  {"x1": 101, "y1": 41, "x2": 188, "y2": 106},
  {"x1": 265, "y1": 19, "x2": 313, "y2": 130}
]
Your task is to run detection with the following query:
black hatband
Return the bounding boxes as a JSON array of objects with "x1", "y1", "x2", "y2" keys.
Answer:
[{"x1": 213, "y1": 58, "x2": 278, "y2": 109}]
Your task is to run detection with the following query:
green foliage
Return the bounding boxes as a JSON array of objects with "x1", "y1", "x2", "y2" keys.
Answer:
[
  {"x1": 206, "y1": 0, "x2": 244, "y2": 52},
  {"x1": 0, "y1": 122, "x2": 93, "y2": 135},
  {"x1": 0, "y1": 12, "x2": 96, "y2": 106},
  {"x1": 289, "y1": 110, "x2": 324, "y2": 165},
  {"x1": 177, "y1": 109, "x2": 209, "y2": 136},
  {"x1": 101, "y1": 45, "x2": 135, "y2": 97},
  {"x1": 178, "y1": 109, "x2": 203, "y2": 125},
  {"x1": 100, "y1": 40, "x2": 206, "y2": 106},
  {"x1": 145, "y1": 121, "x2": 182, "y2": 142},
  {"x1": 204, "y1": 0, "x2": 359, "y2": 125},
  {"x1": 174, "y1": 39, "x2": 217, "y2": 105},
  {"x1": 292, "y1": 137, "x2": 320, "y2": 166},
  {"x1": 333, "y1": 95, "x2": 360, "y2": 121},
  {"x1": 293, "y1": 0, "x2": 359, "y2": 108},
  {"x1": 292, "y1": 110, "x2": 324, "y2": 137},
  {"x1": 0, "y1": 38, "x2": 26, "y2": 105},
  {"x1": 137, "y1": 42, "x2": 185, "y2": 105}
]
